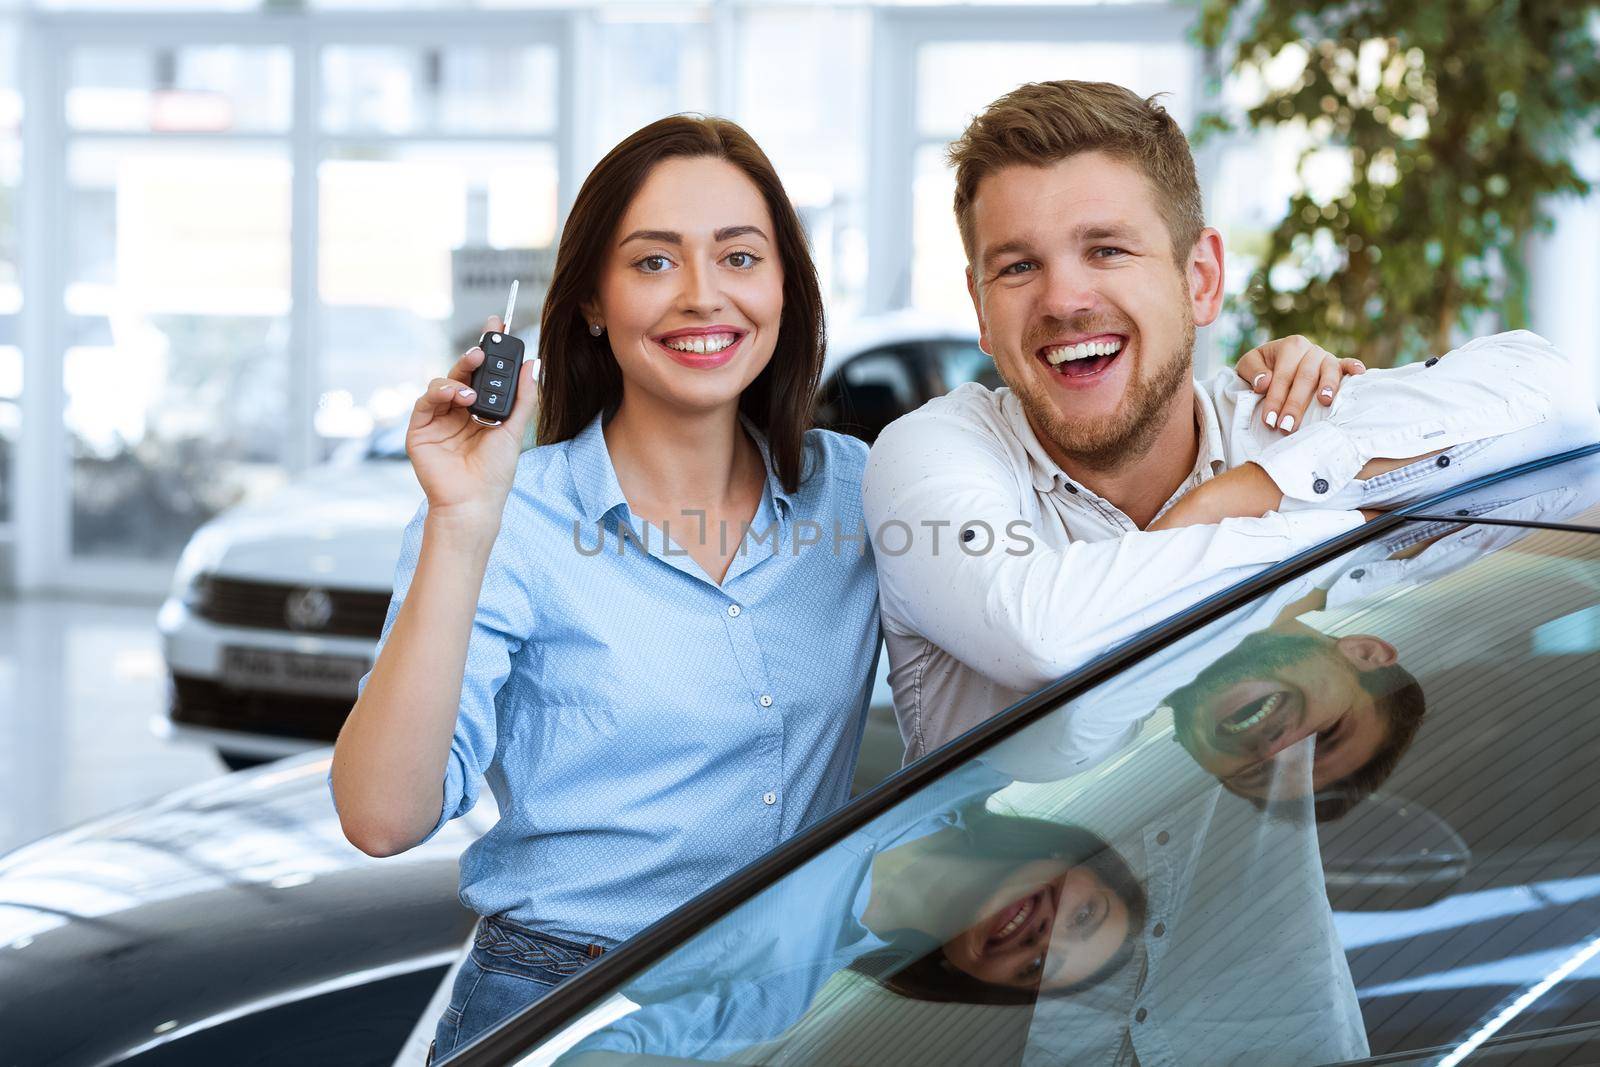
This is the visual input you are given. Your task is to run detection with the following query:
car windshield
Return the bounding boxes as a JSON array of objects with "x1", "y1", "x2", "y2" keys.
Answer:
[{"x1": 471, "y1": 451, "x2": 1600, "y2": 1067}]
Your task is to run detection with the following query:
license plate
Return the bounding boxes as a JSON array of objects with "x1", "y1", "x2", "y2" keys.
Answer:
[{"x1": 220, "y1": 647, "x2": 369, "y2": 697}]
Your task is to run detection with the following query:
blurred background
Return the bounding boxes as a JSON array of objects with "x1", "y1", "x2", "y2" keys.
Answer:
[{"x1": 0, "y1": 0, "x2": 1597, "y2": 854}]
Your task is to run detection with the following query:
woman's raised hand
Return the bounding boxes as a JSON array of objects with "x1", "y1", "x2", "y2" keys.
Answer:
[{"x1": 405, "y1": 315, "x2": 539, "y2": 530}]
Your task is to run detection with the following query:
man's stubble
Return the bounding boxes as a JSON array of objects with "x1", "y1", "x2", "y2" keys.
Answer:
[{"x1": 1005, "y1": 305, "x2": 1195, "y2": 474}]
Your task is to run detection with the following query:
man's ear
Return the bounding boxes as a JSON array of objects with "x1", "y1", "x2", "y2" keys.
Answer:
[
  {"x1": 1336, "y1": 635, "x2": 1398, "y2": 671},
  {"x1": 966, "y1": 267, "x2": 993, "y2": 357},
  {"x1": 1187, "y1": 226, "x2": 1225, "y2": 328}
]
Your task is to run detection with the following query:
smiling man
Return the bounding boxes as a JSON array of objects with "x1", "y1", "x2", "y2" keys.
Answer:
[
  {"x1": 863, "y1": 79, "x2": 1599, "y2": 764},
  {"x1": 1165, "y1": 626, "x2": 1425, "y2": 821}
]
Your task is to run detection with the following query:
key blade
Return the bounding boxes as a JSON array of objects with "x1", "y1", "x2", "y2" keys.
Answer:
[{"x1": 503, "y1": 279, "x2": 519, "y2": 335}]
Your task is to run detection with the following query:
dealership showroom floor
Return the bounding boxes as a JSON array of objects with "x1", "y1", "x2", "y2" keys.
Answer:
[{"x1": 0, "y1": 593, "x2": 220, "y2": 856}]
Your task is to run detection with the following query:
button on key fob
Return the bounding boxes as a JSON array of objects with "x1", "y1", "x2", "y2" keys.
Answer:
[
  {"x1": 468, "y1": 330, "x2": 523, "y2": 424},
  {"x1": 468, "y1": 280, "x2": 526, "y2": 426}
]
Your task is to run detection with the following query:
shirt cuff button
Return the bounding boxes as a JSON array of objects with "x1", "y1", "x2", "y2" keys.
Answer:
[
  {"x1": 1436, "y1": 455, "x2": 1451, "y2": 468},
  {"x1": 1425, "y1": 356, "x2": 1440, "y2": 367},
  {"x1": 1313, "y1": 477, "x2": 1330, "y2": 494}
]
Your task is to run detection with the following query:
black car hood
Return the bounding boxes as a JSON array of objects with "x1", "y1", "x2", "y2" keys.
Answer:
[{"x1": 0, "y1": 751, "x2": 485, "y2": 1065}]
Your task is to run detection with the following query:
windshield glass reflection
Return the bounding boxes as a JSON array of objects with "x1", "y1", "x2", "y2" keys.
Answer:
[{"x1": 517, "y1": 459, "x2": 1600, "y2": 1066}]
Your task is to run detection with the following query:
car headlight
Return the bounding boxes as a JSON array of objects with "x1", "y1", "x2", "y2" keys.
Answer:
[{"x1": 169, "y1": 524, "x2": 230, "y2": 609}]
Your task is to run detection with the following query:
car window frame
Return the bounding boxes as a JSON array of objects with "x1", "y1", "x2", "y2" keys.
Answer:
[{"x1": 449, "y1": 442, "x2": 1600, "y2": 1066}]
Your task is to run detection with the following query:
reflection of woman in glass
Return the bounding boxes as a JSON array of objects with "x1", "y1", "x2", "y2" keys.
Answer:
[
  {"x1": 860, "y1": 812, "x2": 1145, "y2": 1004},
  {"x1": 328, "y1": 114, "x2": 880, "y2": 1061},
  {"x1": 569, "y1": 800, "x2": 1147, "y2": 1064}
]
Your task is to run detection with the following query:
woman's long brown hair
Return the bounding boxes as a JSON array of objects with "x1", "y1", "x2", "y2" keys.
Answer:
[{"x1": 536, "y1": 115, "x2": 825, "y2": 493}]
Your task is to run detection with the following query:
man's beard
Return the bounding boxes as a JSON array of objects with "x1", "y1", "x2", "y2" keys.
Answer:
[{"x1": 1005, "y1": 311, "x2": 1194, "y2": 472}]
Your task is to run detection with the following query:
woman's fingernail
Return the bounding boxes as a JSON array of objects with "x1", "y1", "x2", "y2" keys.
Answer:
[
  {"x1": 1281, "y1": 414, "x2": 1296, "y2": 432},
  {"x1": 1252, "y1": 373, "x2": 1268, "y2": 390},
  {"x1": 1320, "y1": 388, "x2": 1334, "y2": 400},
  {"x1": 461, "y1": 389, "x2": 476, "y2": 399},
  {"x1": 1265, "y1": 410, "x2": 1278, "y2": 428}
]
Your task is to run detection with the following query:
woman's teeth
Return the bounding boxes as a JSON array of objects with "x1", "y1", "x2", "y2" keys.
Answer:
[
  {"x1": 993, "y1": 894, "x2": 1036, "y2": 942},
  {"x1": 1045, "y1": 339, "x2": 1123, "y2": 366},
  {"x1": 662, "y1": 333, "x2": 737, "y2": 354},
  {"x1": 1221, "y1": 691, "x2": 1285, "y2": 736}
]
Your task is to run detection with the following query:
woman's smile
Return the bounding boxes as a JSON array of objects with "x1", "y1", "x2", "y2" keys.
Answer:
[{"x1": 652, "y1": 325, "x2": 750, "y2": 369}]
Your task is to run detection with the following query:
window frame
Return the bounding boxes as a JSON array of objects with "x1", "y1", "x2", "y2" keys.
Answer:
[{"x1": 12, "y1": 9, "x2": 577, "y2": 594}]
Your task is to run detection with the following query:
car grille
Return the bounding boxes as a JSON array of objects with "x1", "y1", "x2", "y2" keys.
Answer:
[
  {"x1": 170, "y1": 673, "x2": 353, "y2": 742},
  {"x1": 197, "y1": 576, "x2": 391, "y2": 638}
]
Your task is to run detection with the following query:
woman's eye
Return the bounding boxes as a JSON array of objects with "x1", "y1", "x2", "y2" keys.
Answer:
[
  {"x1": 637, "y1": 255, "x2": 672, "y2": 273},
  {"x1": 724, "y1": 251, "x2": 761, "y2": 269}
]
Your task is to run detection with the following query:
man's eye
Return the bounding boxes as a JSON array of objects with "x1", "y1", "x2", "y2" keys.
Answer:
[
  {"x1": 1091, "y1": 246, "x2": 1127, "y2": 259},
  {"x1": 998, "y1": 261, "x2": 1036, "y2": 277},
  {"x1": 636, "y1": 255, "x2": 672, "y2": 273},
  {"x1": 724, "y1": 251, "x2": 761, "y2": 269}
]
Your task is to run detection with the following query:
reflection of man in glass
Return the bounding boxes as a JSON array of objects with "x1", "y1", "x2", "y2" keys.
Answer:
[{"x1": 1166, "y1": 626, "x2": 1426, "y2": 820}]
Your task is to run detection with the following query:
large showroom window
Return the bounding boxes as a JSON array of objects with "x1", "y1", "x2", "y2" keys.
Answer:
[
  {"x1": 62, "y1": 47, "x2": 294, "y2": 561},
  {"x1": 866, "y1": 7, "x2": 1200, "y2": 317},
  {"x1": 0, "y1": 17, "x2": 18, "y2": 531},
  {"x1": 13, "y1": 12, "x2": 572, "y2": 591},
  {"x1": 316, "y1": 42, "x2": 562, "y2": 450}
]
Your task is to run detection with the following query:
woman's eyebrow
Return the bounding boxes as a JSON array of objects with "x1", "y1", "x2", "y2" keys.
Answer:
[{"x1": 619, "y1": 225, "x2": 770, "y2": 245}]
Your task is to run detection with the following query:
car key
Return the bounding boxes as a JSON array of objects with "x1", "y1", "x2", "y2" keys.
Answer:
[{"x1": 468, "y1": 279, "x2": 525, "y2": 427}]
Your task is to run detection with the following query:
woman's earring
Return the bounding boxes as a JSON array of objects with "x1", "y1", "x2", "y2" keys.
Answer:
[{"x1": 589, "y1": 323, "x2": 604, "y2": 337}]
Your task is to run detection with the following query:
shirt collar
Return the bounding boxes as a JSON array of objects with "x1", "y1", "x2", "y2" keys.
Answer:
[
  {"x1": 998, "y1": 389, "x2": 1075, "y2": 495},
  {"x1": 569, "y1": 411, "x2": 629, "y2": 523},
  {"x1": 740, "y1": 413, "x2": 797, "y2": 519},
  {"x1": 567, "y1": 410, "x2": 796, "y2": 523},
  {"x1": 1000, "y1": 383, "x2": 1227, "y2": 494}
]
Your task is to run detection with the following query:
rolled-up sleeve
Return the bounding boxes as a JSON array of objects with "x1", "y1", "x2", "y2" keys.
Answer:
[
  {"x1": 328, "y1": 500, "x2": 526, "y2": 845},
  {"x1": 1252, "y1": 331, "x2": 1594, "y2": 507}
]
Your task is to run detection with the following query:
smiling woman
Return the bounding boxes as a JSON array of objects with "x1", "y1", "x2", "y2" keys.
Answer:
[
  {"x1": 537, "y1": 118, "x2": 824, "y2": 497},
  {"x1": 326, "y1": 113, "x2": 882, "y2": 1065}
]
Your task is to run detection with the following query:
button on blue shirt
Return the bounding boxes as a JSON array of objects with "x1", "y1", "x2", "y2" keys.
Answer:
[{"x1": 345, "y1": 413, "x2": 880, "y2": 947}]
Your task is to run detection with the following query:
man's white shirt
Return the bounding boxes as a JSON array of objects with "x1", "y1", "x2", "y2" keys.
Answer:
[{"x1": 862, "y1": 330, "x2": 1600, "y2": 762}]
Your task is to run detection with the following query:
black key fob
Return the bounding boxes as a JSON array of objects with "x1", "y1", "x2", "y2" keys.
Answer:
[{"x1": 468, "y1": 329, "x2": 525, "y2": 425}]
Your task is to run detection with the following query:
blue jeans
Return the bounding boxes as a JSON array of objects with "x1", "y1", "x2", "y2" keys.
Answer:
[{"x1": 428, "y1": 915, "x2": 607, "y2": 1063}]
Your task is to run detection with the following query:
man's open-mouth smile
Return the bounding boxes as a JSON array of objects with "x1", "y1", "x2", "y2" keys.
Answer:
[
  {"x1": 1034, "y1": 333, "x2": 1127, "y2": 386},
  {"x1": 1209, "y1": 681, "x2": 1304, "y2": 756}
]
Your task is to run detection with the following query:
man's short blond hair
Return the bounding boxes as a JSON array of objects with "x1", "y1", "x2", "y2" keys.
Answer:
[{"x1": 948, "y1": 80, "x2": 1205, "y2": 265}]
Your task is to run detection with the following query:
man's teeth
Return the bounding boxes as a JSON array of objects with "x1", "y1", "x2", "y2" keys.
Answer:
[
  {"x1": 1220, "y1": 691, "x2": 1284, "y2": 736},
  {"x1": 994, "y1": 895, "x2": 1036, "y2": 941},
  {"x1": 1044, "y1": 339, "x2": 1123, "y2": 366},
  {"x1": 662, "y1": 333, "x2": 738, "y2": 354}
]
